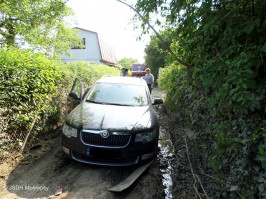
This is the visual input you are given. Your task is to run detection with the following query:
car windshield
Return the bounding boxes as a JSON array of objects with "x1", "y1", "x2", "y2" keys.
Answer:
[
  {"x1": 132, "y1": 66, "x2": 145, "y2": 71},
  {"x1": 86, "y1": 82, "x2": 148, "y2": 106}
]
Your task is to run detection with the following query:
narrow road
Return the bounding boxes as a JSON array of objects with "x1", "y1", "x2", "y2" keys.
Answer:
[{"x1": 0, "y1": 87, "x2": 166, "y2": 199}]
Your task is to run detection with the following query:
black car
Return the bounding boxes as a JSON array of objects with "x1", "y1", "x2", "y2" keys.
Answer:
[{"x1": 61, "y1": 76, "x2": 163, "y2": 166}]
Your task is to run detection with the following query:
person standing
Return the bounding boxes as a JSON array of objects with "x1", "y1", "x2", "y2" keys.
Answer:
[{"x1": 143, "y1": 68, "x2": 154, "y2": 93}]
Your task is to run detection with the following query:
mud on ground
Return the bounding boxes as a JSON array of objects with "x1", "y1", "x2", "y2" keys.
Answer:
[
  {"x1": 157, "y1": 101, "x2": 221, "y2": 199},
  {"x1": 1, "y1": 87, "x2": 220, "y2": 199},
  {"x1": 0, "y1": 87, "x2": 220, "y2": 199},
  {"x1": 0, "y1": 88, "x2": 165, "y2": 199},
  {"x1": 0, "y1": 128, "x2": 164, "y2": 199}
]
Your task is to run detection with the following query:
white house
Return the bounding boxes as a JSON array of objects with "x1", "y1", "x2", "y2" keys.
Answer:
[{"x1": 61, "y1": 27, "x2": 117, "y2": 66}]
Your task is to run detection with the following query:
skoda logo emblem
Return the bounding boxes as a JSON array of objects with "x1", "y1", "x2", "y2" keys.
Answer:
[{"x1": 100, "y1": 130, "x2": 109, "y2": 138}]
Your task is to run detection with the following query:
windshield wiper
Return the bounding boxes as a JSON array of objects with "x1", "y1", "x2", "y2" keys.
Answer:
[
  {"x1": 105, "y1": 103, "x2": 131, "y2": 106},
  {"x1": 87, "y1": 100, "x2": 133, "y2": 106},
  {"x1": 86, "y1": 100, "x2": 106, "y2": 104}
]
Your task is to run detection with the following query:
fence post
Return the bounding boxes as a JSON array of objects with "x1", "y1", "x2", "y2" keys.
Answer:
[{"x1": 21, "y1": 116, "x2": 37, "y2": 152}]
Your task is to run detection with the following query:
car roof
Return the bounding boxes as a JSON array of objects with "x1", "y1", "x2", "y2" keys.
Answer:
[{"x1": 97, "y1": 76, "x2": 146, "y2": 86}]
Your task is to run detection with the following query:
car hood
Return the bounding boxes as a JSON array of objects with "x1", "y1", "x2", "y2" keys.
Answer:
[{"x1": 66, "y1": 102, "x2": 154, "y2": 131}]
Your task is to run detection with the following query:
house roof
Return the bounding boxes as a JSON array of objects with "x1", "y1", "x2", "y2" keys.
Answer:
[
  {"x1": 75, "y1": 27, "x2": 98, "y2": 34},
  {"x1": 98, "y1": 37, "x2": 117, "y2": 66},
  {"x1": 75, "y1": 27, "x2": 117, "y2": 66}
]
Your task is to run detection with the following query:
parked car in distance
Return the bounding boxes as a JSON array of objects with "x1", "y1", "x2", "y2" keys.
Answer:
[
  {"x1": 131, "y1": 64, "x2": 146, "y2": 77},
  {"x1": 62, "y1": 76, "x2": 163, "y2": 166}
]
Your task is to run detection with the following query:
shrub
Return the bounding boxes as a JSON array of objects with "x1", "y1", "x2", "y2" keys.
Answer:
[
  {"x1": 159, "y1": 48, "x2": 266, "y2": 199},
  {"x1": 58, "y1": 62, "x2": 120, "y2": 89},
  {"x1": 0, "y1": 47, "x2": 61, "y2": 132},
  {"x1": 0, "y1": 47, "x2": 119, "y2": 158},
  {"x1": 0, "y1": 47, "x2": 63, "y2": 156},
  {"x1": 157, "y1": 0, "x2": 266, "y2": 197}
]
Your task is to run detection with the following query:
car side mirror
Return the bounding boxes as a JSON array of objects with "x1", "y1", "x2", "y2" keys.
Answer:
[
  {"x1": 83, "y1": 87, "x2": 91, "y2": 99},
  {"x1": 69, "y1": 91, "x2": 80, "y2": 100},
  {"x1": 153, "y1": 98, "x2": 163, "y2": 105}
]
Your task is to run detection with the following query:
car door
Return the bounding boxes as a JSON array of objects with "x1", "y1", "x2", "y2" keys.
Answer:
[{"x1": 66, "y1": 78, "x2": 83, "y2": 115}]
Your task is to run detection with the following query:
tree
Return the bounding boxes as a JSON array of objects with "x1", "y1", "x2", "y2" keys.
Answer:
[
  {"x1": 130, "y1": 0, "x2": 266, "y2": 198},
  {"x1": 145, "y1": 28, "x2": 174, "y2": 79},
  {"x1": 118, "y1": 57, "x2": 138, "y2": 69},
  {"x1": 0, "y1": 0, "x2": 81, "y2": 56}
]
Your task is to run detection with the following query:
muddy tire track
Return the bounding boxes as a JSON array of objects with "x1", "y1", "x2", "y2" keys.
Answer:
[{"x1": 0, "y1": 87, "x2": 166, "y2": 199}]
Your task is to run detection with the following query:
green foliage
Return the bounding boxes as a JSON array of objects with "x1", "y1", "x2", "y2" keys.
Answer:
[
  {"x1": 52, "y1": 25, "x2": 82, "y2": 58},
  {"x1": 145, "y1": 28, "x2": 174, "y2": 80},
  {"x1": 256, "y1": 120, "x2": 266, "y2": 165},
  {"x1": 135, "y1": 0, "x2": 266, "y2": 197},
  {"x1": 0, "y1": 47, "x2": 119, "y2": 157},
  {"x1": 58, "y1": 62, "x2": 119, "y2": 90},
  {"x1": 117, "y1": 57, "x2": 138, "y2": 69},
  {"x1": 0, "y1": 47, "x2": 62, "y2": 139},
  {"x1": 0, "y1": 0, "x2": 81, "y2": 56}
]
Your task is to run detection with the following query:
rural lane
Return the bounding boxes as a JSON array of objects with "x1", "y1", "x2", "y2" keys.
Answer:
[{"x1": 0, "y1": 87, "x2": 166, "y2": 199}]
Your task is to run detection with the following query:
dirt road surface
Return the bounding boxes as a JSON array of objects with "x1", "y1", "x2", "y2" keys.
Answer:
[{"x1": 0, "y1": 87, "x2": 165, "y2": 199}]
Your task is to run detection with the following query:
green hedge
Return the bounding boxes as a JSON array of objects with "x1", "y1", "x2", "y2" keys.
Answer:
[
  {"x1": 159, "y1": 40, "x2": 265, "y2": 199},
  {"x1": 0, "y1": 47, "x2": 119, "y2": 157},
  {"x1": 156, "y1": 0, "x2": 266, "y2": 197},
  {"x1": 58, "y1": 61, "x2": 120, "y2": 89},
  {"x1": 0, "y1": 47, "x2": 62, "y2": 136}
]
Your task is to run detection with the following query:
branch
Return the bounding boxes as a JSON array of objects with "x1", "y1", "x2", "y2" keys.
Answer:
[
  {"x1": 9, "y1": 17, "x2": 20, "y2": 21},
  {"x1": 117, "y1": 0, "x2": 192, "y2": 70},
  {"x1": 183, "y1": 135, "x2": 209, "y2": 199},
  {"x1": 117, "y1": 0, "x2": 208, "y2": 97},
  {"x1": 0, "y1": 29, "x2": 8, "y2": 37},
  {"x1": 193, "y1": 185, "x2": 202, "y2": 199},
  {"x1": 195, "y1": 174, "x2": 209, "y2": 199}
]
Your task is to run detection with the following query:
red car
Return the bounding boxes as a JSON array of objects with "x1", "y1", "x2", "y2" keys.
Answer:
[{"x1": 131, "y1": 64, "x2": 146, "y2": 77}]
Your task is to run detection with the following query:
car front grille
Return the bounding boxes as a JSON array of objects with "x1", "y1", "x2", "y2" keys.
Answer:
[
  {"x1": 81, "y1": 130, "x2": 131, "y2": 148},
  {"x1": 72, "y1": 151, "x2": 139, "y2": 166}
]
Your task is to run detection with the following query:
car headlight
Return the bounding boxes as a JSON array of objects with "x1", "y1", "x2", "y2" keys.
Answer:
[
  {"x1": 63, "y1": 124, "x2": 77, "y2": 138},
  {"x1": 135, "y1": 129, "x2": 156, "y2": 143}
]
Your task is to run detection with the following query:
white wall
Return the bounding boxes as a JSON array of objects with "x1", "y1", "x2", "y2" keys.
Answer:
[{"x1": 61, "y1": 29, "x2": 102, "y2": 63}]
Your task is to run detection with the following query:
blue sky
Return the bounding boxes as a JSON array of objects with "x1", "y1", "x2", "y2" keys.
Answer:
[{"x1": 66, "y1": 0, "x2": 151, "y2": 63}]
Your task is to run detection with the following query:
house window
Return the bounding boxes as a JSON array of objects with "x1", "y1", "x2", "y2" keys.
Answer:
[
  {"x1": 81, "y1": 38, "x2": 86, "y2": 46},
  {"x1": 71, "y1": 38, "x2": 86, "y2": 49}
]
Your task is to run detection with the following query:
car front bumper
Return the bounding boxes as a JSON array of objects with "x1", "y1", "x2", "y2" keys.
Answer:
[{"x1": 61, "y1": 133, "x2": 158, "y2": 166}]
